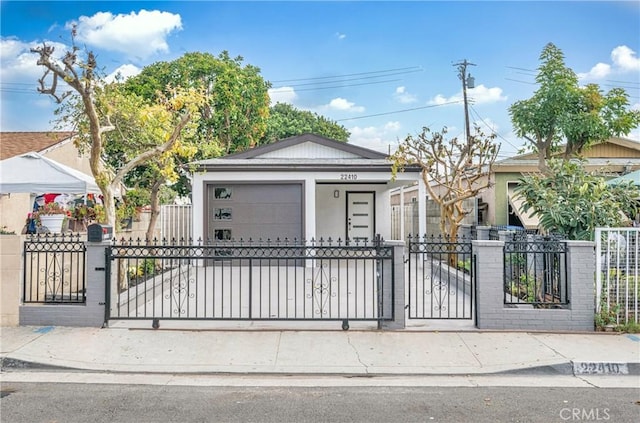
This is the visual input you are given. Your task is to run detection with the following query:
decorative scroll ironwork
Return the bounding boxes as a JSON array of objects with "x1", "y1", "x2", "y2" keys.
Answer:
[
  {"x1": 23, "y1": 234, "x2": 86, "y2": 304},
  {"x1": 306, "y1": 262, "x2": 337, "y2": 316},
  {"x1": 107, "y1": 236, "x2": 393, "y2": 323},
  {"x1": 164, "y1": 265, "x2": 196, "y2": 316},
  {"x1": 408, "y1": 235, "x2": 474, "y2": 320}
]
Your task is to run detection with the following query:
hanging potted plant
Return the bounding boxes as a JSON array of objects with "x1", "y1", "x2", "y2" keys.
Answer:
[{"x1": 34, "y1": 202, "x2": 69, "y2": 233}]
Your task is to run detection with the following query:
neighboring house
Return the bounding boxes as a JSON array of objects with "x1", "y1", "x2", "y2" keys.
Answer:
[
  {"x1": 487, "y1": 137, "x2": 640, "y2": 229},
  {"x1": 190, "y1": 133, "x2": 424, "y2": 242},
  {"x1": 0, "y1": 132, "x2": 92, "y2": 233},
  {"x1": 388, "y1": 136, "x2": 640, "y2": 236}
]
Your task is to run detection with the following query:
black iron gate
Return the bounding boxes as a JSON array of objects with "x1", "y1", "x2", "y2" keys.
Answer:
[
  {"x1": 23, "y1": 233, "x2": 86, "y2": 303},
  {"x1": 105, "y1": 237, "x2": 394, "y2": 327},
  {"x1": 407, "y1": 235, "x2": 474, "y2": 319}
]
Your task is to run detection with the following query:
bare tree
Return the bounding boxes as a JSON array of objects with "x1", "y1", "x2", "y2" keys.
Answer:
[
  {"x1": 31, "y1": 34, "x2": 200, "y2": 231},
  {"x1": 391, "y1": 126, "x2": 499, "y2": 243}
]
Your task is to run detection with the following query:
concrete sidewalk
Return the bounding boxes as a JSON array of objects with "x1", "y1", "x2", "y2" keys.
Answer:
[{"x1": 1, "y1": 326, "x2": 639, "y2": 376}]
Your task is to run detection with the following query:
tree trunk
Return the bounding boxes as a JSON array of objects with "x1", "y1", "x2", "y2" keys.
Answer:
[{"x1": 146, "y1": 179, "x2": 163, "y2": 242}]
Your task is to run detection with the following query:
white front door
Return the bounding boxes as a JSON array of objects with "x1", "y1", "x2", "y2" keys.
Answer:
[{"x1": 347, "y1": 192, "x2": 375, "y2": 242}]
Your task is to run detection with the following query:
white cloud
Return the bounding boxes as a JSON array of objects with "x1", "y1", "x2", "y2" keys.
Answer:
[
  {"x1": 428, "y1": 84, "x2": 506, "y2": 106},
  {"x1": 105, "y1": 64, "x2": 141, "y2": 83},
  {"x1": 578, "y1": 62, "x2": 611, "y2": 80},
  {"x1": 394, "y1": 86, "x2": 418, "y2": 104},
  {"x1": 579, "y1": 45, "x2": 640, "y2": 81},
  {"x1": 66, "y1": 10, "x2": 182, "y2": 59},
  {"x1": 336, "y1": 32, "x2": 346, "y2": 40},
  {"x1": 627, "y1": 128, "x2": 640, "y2": 142},
  {"x1": 320, "y1": 97, "x2": 365, "y2": 113},
  {"x1": 348, "y1": 121, "x2": 402, "y2": 153},
  {"x1": 468, "y1": 85, "x2": 507, "y2": 104},
  {"x1": 268, "y1": 86, "x2": 298, "y2": 105},
  {"x1": 611, "y1": 45, "x2": 640, "y2": 72},
  {"x1": 0, "y1": 37, "x2": 68, "y2": 83},
  {"x1": 473, "y1": 117, "x2": 499, "y2": 135},
  {"x1": 429, "y1": 94, "x2": 453, "y2": 106}
]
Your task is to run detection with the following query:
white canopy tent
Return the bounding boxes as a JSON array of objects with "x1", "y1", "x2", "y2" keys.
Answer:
[{"x1": 0, "y1": 151, "x2": 101, "y2": 195}]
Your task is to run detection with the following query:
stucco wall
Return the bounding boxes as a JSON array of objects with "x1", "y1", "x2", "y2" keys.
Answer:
[
  {"x1": 493, "y1": 172, "x2": 523, "y2": 226},
  {"x1": 0, "y1": 193, "x2": 31, "y2": 234},
  {"x1": 43, "y1": 142, "x2": 93, "y2": 176},
  {"x1": 192, "y1": 170, "x2": 413, "y2": 242},
  {"x1": 316, "y1": 184, "x2": 392, "y2": 241},
  {"x1": 0, "y1": 235, "x2": 23, "y2": 326}
]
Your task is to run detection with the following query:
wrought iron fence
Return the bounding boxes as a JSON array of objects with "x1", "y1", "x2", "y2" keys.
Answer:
[
  {"x1": 23, "y1": 233, "x2": 86, "y2": 303},
  {"x1": 106, "y1": 236, "x2": 393, "y2": 323},
  {"x1": 503, "y1": 233, "x2": 568, "y2": 307},
  {"x1": 407, "y1": 235, "x2": 474, "y2": 319}
]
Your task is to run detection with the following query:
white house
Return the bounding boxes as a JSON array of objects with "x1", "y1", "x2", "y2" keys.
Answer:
[{"x1": 190, "y1": 133, "x2": 425, "y2": 243}]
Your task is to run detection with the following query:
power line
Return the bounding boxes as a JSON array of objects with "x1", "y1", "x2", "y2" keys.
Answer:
[
  {"x1": 506, "y1": 66, "x2": 536, "y2": 74},
  {"x1": 606, "y1": 79, "x2": 640, "y2": 86},
  {"x1": 505, "y1": 78, "x2": 536, "y2": 85},
  {"x1": 271, "y1": 66, "x2": 422, "y2": 83},
  {"x1": 274, "y1": 78, "x2": 403, "y2": 93},
  {"x1": 469, "y1": 105, "x2": 521, "y2": 153},
  {"x1": 0, "y1": 82, "x2": 38, "y2": 86},
  {"x1": 276, "y1": 69, "x2": 423, "y2": 88},
  {"x1": 336, "y1": 100, "x2": 463, "y2": 122},
  {"x1": 0, "y1": 88, "x2": 41, "y2": 94}
]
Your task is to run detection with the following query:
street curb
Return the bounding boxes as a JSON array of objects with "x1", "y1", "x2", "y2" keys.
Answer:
[{"x1": 2, "y1": 357, "x2": 638, "y2": 377}]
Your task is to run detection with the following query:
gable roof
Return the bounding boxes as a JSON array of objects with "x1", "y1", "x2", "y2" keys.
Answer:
[
  {"x1": 0, "y1": 132, "x2": 75, "y2": 160},
  {"x1": 505, "y1": 137, "x2": 640, "y2": 161},
  {"x1": 493, "y1": 136, "x2": 640, "y2": 172},
  {"x1": 225, "y1": 133, "x2": 388, "y2": 160}
]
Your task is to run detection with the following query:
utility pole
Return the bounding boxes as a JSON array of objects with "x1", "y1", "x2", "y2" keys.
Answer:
[{"x1": 454, "y1": 60, "x2": 475, "y2": 146}]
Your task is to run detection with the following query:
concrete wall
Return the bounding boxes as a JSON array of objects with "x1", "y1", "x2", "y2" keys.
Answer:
[
  {"x1": 0, "y1": 235, "x2": 23, "y2": 326},
  {"x1": 6, "y1": 235, "x2": 597, "y2": 330},
  {"x1": 474, "y1": 239, "x2": 595, "y2": 331},
  {"x1": 0, "y1": 193, "x2": 32, "y2": 235}
]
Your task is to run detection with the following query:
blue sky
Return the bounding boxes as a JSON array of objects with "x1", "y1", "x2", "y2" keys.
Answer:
[{"x1": 1, "y1": 1, "x2": 639, "y2": 157}]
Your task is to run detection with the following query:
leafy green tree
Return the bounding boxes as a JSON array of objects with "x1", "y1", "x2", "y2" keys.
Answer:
[
  {"x1": 391, "y1": 126, "x2": 499, "y2": 244},
  {"x1": 262, "y1": 103, "x2": 350, "y2": 143},
  {"x1": 124, "y1": 51, "x2": 270, "y2": 155},
  {"x1": 120, "y1": 52, "x2": 270, "y2": 236},
  {"x1": 515, "y1": 159, "x2": 639, "y2": 240},
  {"x1": 509, "y1": 43, "x2": 639, "y2": 173}
]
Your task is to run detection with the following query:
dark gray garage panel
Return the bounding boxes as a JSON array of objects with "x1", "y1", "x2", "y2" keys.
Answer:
[{"x1": 208, "y1": 183, "x2": 302, "y2": 242}]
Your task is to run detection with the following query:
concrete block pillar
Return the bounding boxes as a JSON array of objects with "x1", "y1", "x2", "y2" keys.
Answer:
[
  {"x1": 475, "y1": 226, "x2": 491, "y2": 241},
  {"x1": 85, "y1": 240, "x2": 110, "y2": 327},
  {"x1": 565, "y1": 240, "x2": 596, "y2": 330},
  {"x1": 498, "y1": 230, "x2": 516, "y2": 242},
  {"x1": 459, "y1": 224, "x2": 472, "y2": 240},
  {"x1": 381, "y1": 241, "x2": 405, "y2": 330},
  {"x1": 472, "y1": 240, "x2": 505, "y2": 329}
]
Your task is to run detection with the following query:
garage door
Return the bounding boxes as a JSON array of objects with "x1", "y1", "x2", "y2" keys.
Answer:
[{"x1": 207, "y1": 183, "x2": 302, "y2": 242}]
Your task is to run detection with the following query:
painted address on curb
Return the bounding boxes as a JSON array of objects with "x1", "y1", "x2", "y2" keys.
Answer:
[{"x1": 573, "y1": 362, "x2": 629, "y2": 375}]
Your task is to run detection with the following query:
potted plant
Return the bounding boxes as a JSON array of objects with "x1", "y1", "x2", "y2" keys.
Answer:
[
  {"x1": 33, "y1": 202, "x2": 69, "y2": 233},
  {"x1": 595, "y1": 301, "x2": 620, "y2": 331}
]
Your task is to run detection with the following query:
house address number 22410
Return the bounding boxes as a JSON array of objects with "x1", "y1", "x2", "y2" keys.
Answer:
[{"x1": 340, "y1": 173, "x2": 358, "y2": 180}]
